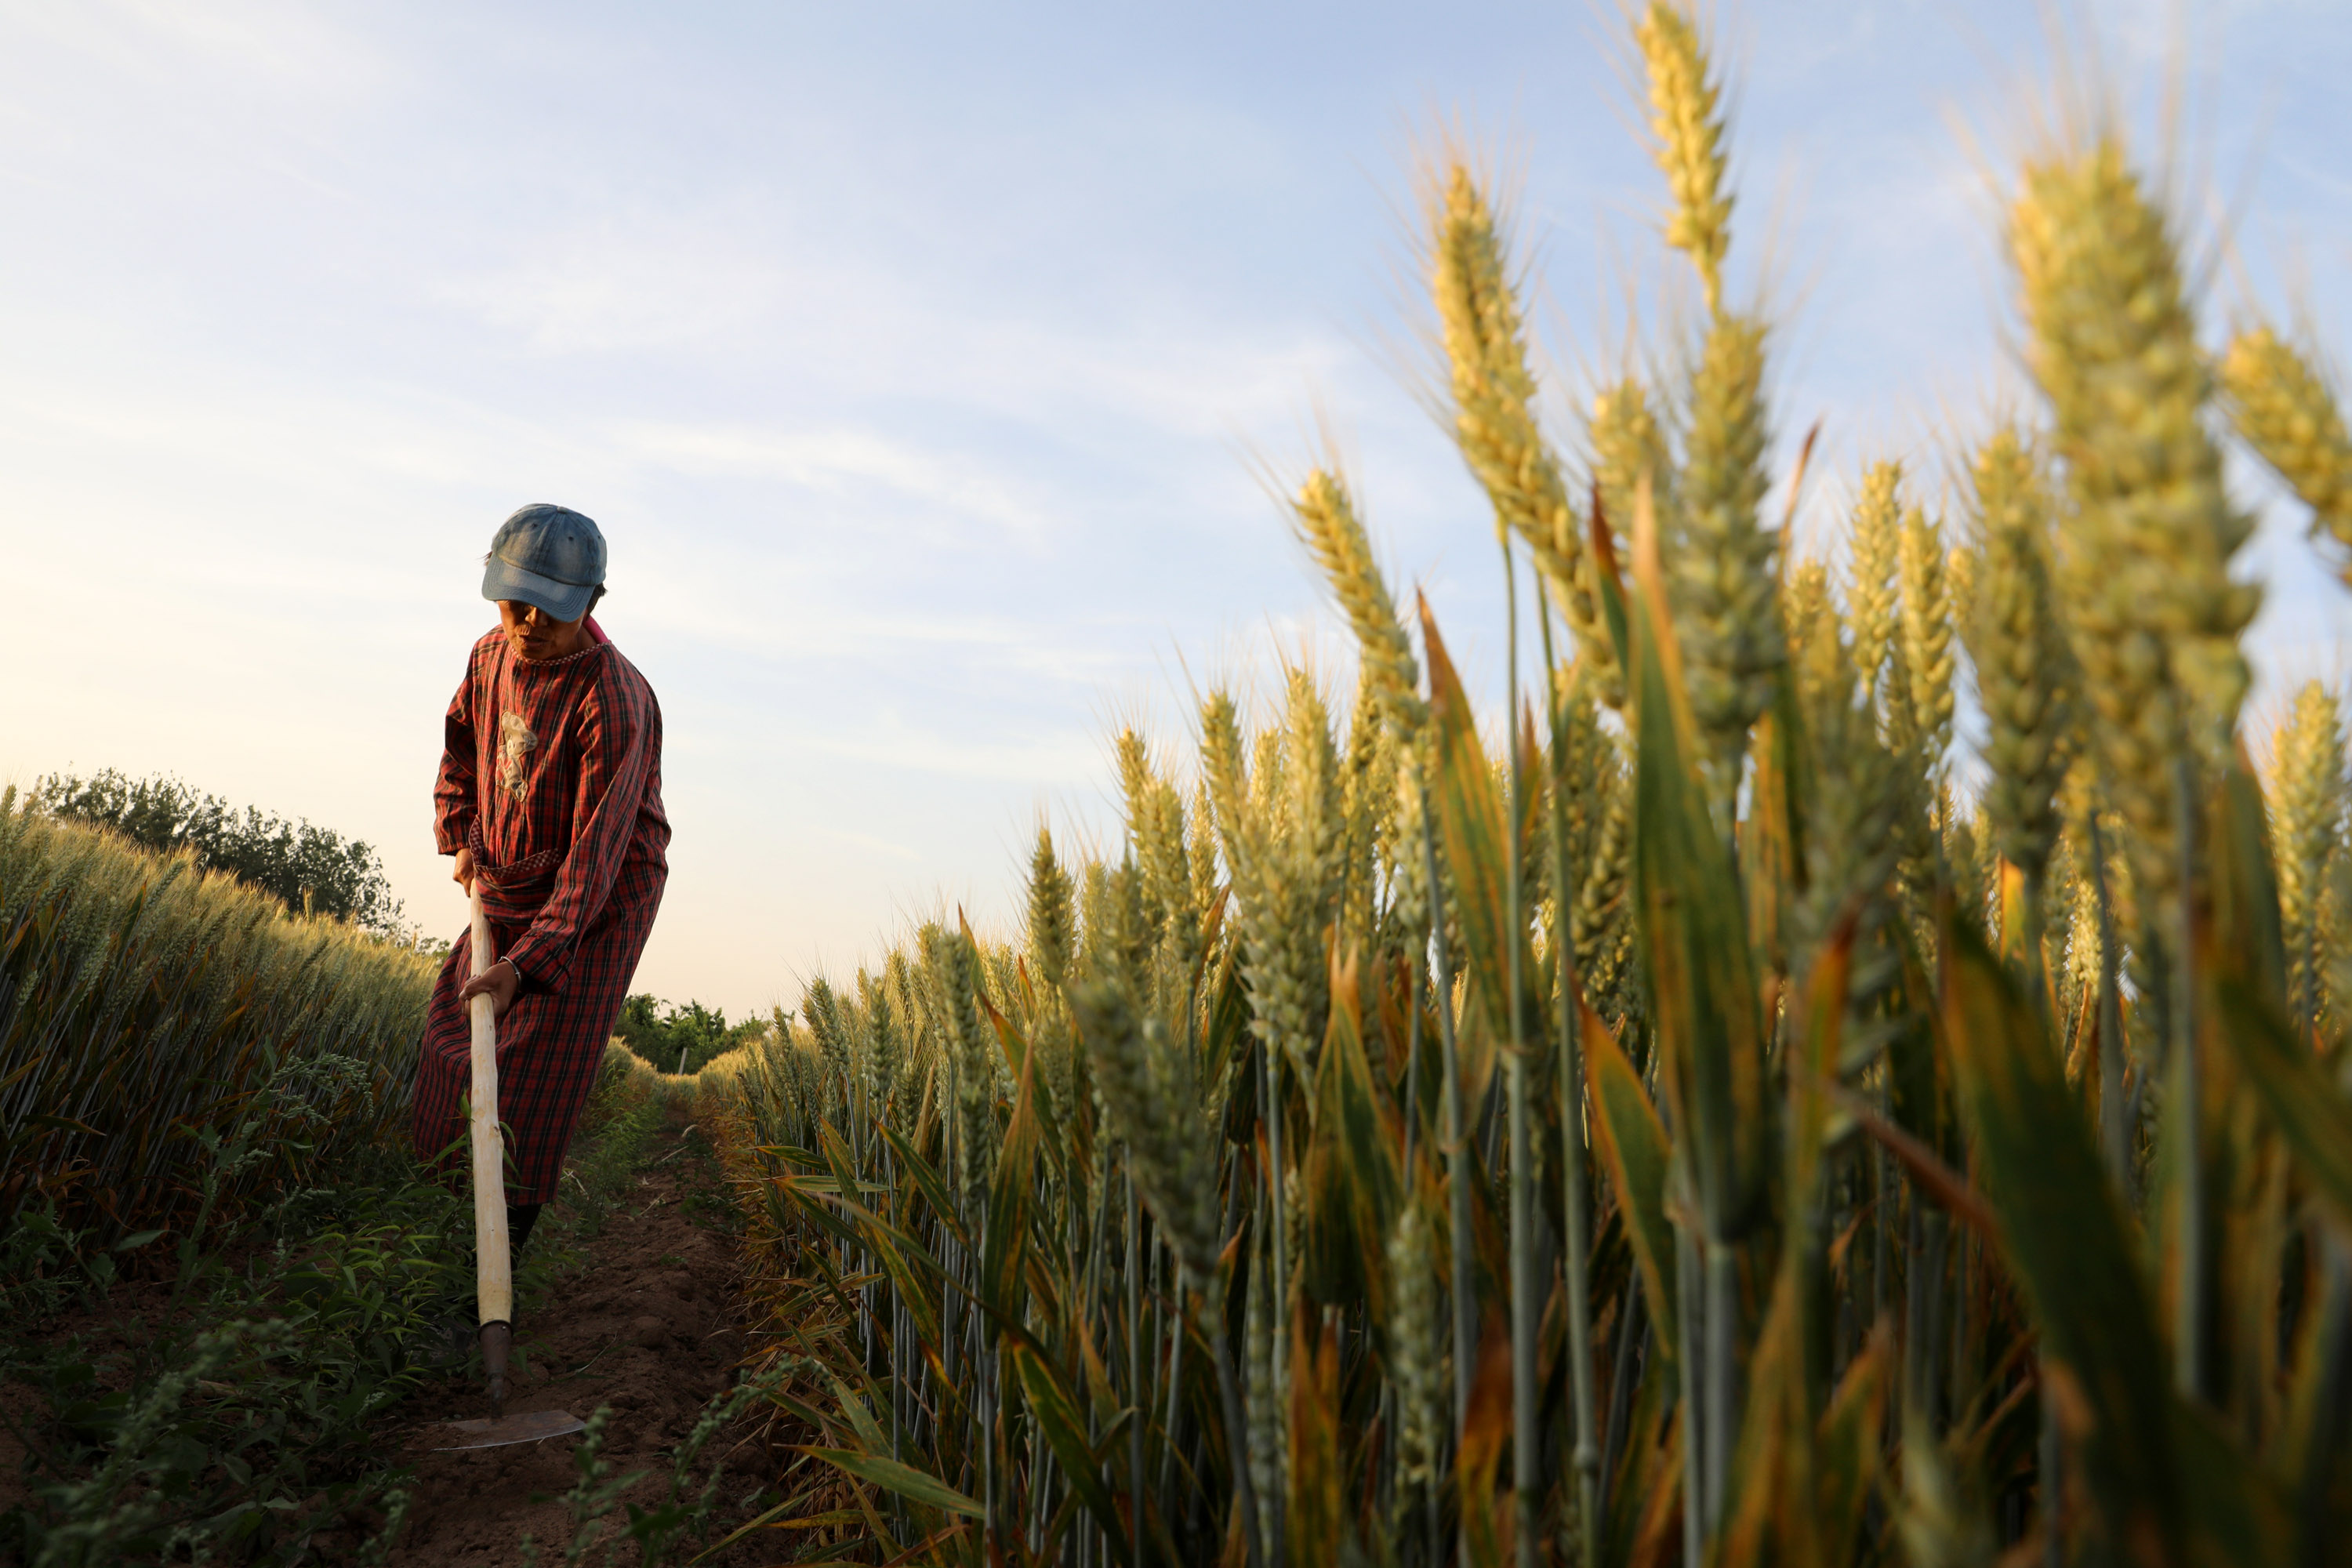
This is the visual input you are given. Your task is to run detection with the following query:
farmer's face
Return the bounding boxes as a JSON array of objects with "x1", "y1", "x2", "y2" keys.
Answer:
[{"x1": 498, "y1": 600, "x2": 589, "y2": 662}]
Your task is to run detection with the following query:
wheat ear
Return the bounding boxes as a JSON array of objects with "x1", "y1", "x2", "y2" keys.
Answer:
[
  {"x1": 2220, "y1": 324, "x2": 2352, "y2": 586},
  {"x1": 1636, "y1": 0, "x2": 1733, "y2": 313}
]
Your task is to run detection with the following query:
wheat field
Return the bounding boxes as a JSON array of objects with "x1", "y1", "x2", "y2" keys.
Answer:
[
  {"x1": 699, "y1": 8, "x2": 2352, "y2": 1565},
  {"x1": 0, "y1": 791, "x2": 439, "y2": 1243}
]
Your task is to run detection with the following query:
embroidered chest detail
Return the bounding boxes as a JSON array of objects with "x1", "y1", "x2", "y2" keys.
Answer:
[{"x1": 497, "y1": 710, "x2": 539, "y2": 803}]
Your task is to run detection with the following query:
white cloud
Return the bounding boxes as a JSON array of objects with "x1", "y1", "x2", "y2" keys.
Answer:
[
  {"x1": 831, "y1": 828, "x2": 923, "y2": 863},
  {"x1": 440, "y1": 221, "x2": 794, "y2": 354},
  {"x1": 13, "y1": 0, "x2": 380, "y2": 93},
  {"x1": 800, "y1": 713, "x2": 1104, "y2": 786},
  {"x1": 618, "y1": 422, "x2": 1055, "y2": 546}
]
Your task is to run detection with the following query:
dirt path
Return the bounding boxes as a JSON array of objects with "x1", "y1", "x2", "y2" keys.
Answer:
[{"x1": 382, "y1": 1107, "x2": 784, "y2": 1568}]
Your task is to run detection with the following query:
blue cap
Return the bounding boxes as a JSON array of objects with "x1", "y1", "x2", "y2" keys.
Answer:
[{"x1": 482, "y1": 504, "x2": 606, "y2": 622}]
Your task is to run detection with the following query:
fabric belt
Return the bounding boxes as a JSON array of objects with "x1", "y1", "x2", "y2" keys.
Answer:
[{"x1": 468, "y1": 822, "x2": 561, "y2": 924}]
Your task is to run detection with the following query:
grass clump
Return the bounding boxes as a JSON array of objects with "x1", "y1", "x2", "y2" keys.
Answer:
[
  {"x1": 0, "y1": 1079, "x2": 478, "y2": 1566},
  {"x1": 0, "y1": 1036, "x2": 694, "y2": 1566}
]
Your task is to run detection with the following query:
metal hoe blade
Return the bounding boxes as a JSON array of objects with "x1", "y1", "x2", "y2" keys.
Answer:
[{"x1": 416, "y1": 1408, "x2": 589, "y2": 1451}]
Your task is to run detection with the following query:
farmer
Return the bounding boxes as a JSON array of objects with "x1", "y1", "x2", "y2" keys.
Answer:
[{"x1": 411, "y1": 503, "x2": 670, "y2": 1258}]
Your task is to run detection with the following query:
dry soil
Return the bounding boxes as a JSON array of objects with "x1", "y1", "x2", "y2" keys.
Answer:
[{"x1": 382, "y1": 1108, "x2": 789, "y2": 1567}]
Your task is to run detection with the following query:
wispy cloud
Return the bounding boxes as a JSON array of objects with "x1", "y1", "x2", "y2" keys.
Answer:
[
  {"x1": 801, "y1": 715, "x2": 1104, "y2": 786},
  {"x1": 619, "y1": 422, "x2": 1057, "y2": 547},
  {"x1": 14, "y1": 0, "x2": 382, "y2": 94},
  {"x1": 437, "y1": 218, "x2": 797, "y2": 354},
  {"x1": 832, "y1": 829, "x2": 924, "y2": 864}
]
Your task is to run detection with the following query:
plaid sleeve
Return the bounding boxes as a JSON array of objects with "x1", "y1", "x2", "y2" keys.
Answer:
[
  {"x1": 502, "y1": 660, "x2": 659, "y2": 990},
  {"x1": 432, "y1": 637, "x2": 488, "y2": 855}
]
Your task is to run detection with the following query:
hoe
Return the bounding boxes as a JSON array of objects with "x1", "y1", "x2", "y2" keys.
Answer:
[{"x1": 417, "y1": 886, "x2": 586, "y2": 1450}]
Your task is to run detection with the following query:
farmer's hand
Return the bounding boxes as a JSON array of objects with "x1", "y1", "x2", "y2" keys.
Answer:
[
  {"x1": 452, "y1": 846, "x2": 477, "y2": 893},
  {"x1": 459, "y1": 958, "x2": 520, "y2": 1018}
]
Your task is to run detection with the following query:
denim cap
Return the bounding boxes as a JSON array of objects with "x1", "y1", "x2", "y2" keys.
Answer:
[{"x1": 481, "y1": 504, "x2": 606, "y2": 622}]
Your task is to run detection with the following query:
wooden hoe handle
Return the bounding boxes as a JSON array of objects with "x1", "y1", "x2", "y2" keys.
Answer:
[{"x1": 468, "y1": 886, "x2": 513, "y2": 1336}]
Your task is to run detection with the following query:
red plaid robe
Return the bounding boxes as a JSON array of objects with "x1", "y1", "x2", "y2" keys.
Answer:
[{"x1": 410, "y1": 618, "x2": 670, "y2": 1203}]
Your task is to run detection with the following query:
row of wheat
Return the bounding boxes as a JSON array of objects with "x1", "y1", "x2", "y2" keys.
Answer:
[
  {"x1": 703, "y1": 7, "x2": 2352, "y2": 1564},
  {"x1": 0, "y1": 791, "x2": 439, "y2": 1239}
]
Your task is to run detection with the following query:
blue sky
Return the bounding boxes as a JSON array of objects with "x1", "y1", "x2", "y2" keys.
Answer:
[{"x1": 3, "y1": 1, "x2": 2347, "y2": 1018}]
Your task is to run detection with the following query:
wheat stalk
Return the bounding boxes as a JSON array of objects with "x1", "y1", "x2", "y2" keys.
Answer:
[
  {"x1": 2221, "y1": 324, "x2": 2352, "y2": 583},
  {"x1": 1961, "y1": 429, "x2": 2076, "y2": 885},
  {"x1": 1290, "y1": 468, "x2": 1429, "y2": 739},
  {"x1": 1026, "y1": 826, "x2": 1076, "y2": 993},
  {"x1": 1670, "y1": 310, "x2": 1781, "y2": 811},
  {"x1": 1896, "y1": 506, "x2": 1955, "y2": 764},
  {"x1": 2010, "y1": 131, "x2": 2266, "y2": 1399},
  {"x1": 1844, "y1": 463, "x2": 1904, "y2": 702},
  {"x1": 925, "y1": 925, "x2": 1000, "y2": 1214},
  {"x1": 1635, "y1": 0, "x2": 1733, "y2": 314},
  {"x1": 2271, "y1": 681, "x2": 2348, "y2": 1042},
  {"x1": 2011, "y1": 134, "x2": 2258, "y2": 870},
  {"x1": 1428, "y1": 166, "x2": 1621, "y2": 704}
]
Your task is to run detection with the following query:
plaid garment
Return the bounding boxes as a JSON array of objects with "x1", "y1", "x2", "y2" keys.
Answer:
[{"x1": 410, "y1": 619, "x2": 670, "y2": 1203}]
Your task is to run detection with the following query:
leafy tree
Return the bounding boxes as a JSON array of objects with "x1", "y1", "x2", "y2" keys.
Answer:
[
  {"x1": 614, "y1": 994, "x2": 762, "y2": 1075},
  {"x1": 33, "y1": 768, "x2": 407, "y2": 939}
]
